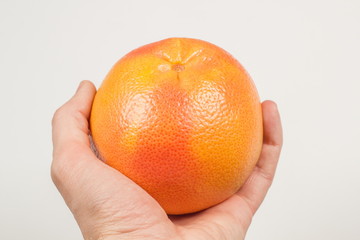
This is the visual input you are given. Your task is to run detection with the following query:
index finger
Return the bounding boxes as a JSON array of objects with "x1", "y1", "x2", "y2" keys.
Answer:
[{"x1": 236, "y1": 100, "x2": 283, "y2": 214}]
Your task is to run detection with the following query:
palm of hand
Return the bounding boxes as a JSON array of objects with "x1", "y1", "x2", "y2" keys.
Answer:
[{"x1": 51, "y1": 81, "x2": 282, "y2": 240}]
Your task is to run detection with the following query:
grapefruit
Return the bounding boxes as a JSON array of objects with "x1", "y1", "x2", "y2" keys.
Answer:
[{"x1": 90, "y1": 38, "x2": 263, "y2": 214}]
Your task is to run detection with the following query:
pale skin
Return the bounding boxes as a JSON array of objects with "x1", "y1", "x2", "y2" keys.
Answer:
[{"x1": 51, "y1": 81, "x2": 283, "y2": 240}]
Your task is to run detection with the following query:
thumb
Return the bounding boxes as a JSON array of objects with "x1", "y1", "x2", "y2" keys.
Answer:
[
  {"x1": 50, "y1": 80, "x2": 151, "y2": 209},
  {"x1": 50, "y1": 81, "x2": 170, "y2": 239},
  {"x1": 51, "y1": 80, "x2": 104, "y2": 199},
  {"x1": 52, "y1": 80, "x2": 96, "y2": 152}
]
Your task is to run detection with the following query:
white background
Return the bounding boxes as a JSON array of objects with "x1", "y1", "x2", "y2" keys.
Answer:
[{"x1": 1, "y1": 0, "x2": 359, "y2": 239}]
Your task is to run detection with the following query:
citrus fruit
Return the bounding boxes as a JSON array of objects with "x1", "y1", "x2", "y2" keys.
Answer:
[{"x1": 90, "y1": 38, "x2": 263, "y2": 214}]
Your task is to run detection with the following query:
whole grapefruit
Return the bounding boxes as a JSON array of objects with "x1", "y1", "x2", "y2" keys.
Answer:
[{"x1": 90, "y1": 38, "x2": 263, "y2": 214}]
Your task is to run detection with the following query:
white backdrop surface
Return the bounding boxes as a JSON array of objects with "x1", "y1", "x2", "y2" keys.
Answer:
[{"x1": 1, "y1": 0, "x2": 359, "y2": 239}]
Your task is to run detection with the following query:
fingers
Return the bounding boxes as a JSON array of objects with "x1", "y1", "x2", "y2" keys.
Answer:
[
  {"x1": 52, "y1": 81, "x2": 96, "y2": 153},
  {"x1": 236, "y1": 100, "x2": 283, "y2": 214},
  {"x1": 50, "y1": 82, "x2": 173, "y2": 239},
  {"x1": 50, "y1": 80, "x2": 132, "y2": 199},
  {"x1": 256, "y1": 100, "x2": 283, "y2": 178},
  {"x1": 51, "y1": 81, "x2": 98, "y2": 188},
  {"x1": 262, "y1": 101, "x2": 283, "y2": 147},
  {"x1": 175, "y1": 100, "x2": 283, "y2": 235}
]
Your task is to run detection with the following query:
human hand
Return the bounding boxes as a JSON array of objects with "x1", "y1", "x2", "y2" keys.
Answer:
[{"x1": 51, "y1": 81, "x2": 283, "y2": 240}]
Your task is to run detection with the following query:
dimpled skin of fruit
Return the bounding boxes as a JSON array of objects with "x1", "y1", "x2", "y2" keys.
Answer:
[{"x1": 90, "y1": 38, "x2": 263, "y2": 215}]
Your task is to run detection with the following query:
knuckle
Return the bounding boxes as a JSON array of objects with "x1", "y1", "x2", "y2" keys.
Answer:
[
  {"x1": 50, "y1": 148, "x2": 71, "y2": 187},
  {"x1": 50, "y1": 159, "x2": 64, "y2": 187},
  {"x1": 51, "y1": 144, "x2": 85, "y2": 187},
  {"x1": 260, "y1": 170, "x2": 274, "y2": 183},
  {"x1": 52, "y1": 106, "x2": 66, "y2": 127},
  {"x1": 256, "y1": 166, "x2": 275, "y2": 183}
]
